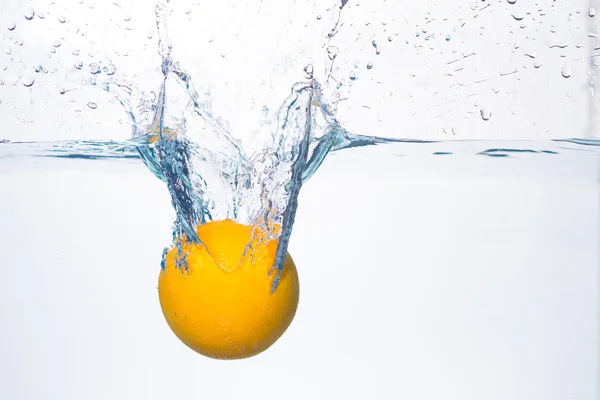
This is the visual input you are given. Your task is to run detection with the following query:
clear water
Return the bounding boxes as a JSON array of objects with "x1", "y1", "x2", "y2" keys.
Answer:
[
  {"x1": 1, "y1": 0, "x2": 600, "y2": 398},
  {"x1": 0, "y1": 144, "x2": 598, "y2": 399}
]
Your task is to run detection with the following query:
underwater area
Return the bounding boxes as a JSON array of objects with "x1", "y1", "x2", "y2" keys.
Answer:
[{"x1": 0, "y1": 0, "x2": 599, "y2": 399}]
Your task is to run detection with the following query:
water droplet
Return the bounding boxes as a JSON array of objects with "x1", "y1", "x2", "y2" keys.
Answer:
[
  {"x1": 7, "y1": 22, "x2": 16, "y2": 31},
  {"x1": 446, "y1": 35, "x2": 451, "y2": 41},
  {"x1": 59, "y1": 87, "x2": 67, "y2": 95},
  {"x1": 147, "y1": 31, "x2": 153, "y2": 39},
  {"x1": 589, "y1": 8, "x2": 596, "y2": 18},
  {"x1": 561, "y1": 65, "x2": 572, "y2": 78},
  {"x1": 58, "y1": 14, "x2": 66, "y2": 23},
  {"x1": 388, "y1": 36, "x2": 393, "y2": 42},
  {"x1": 74, "y1": 61, "x2": 83, "y2": 70},
  {"x1": 480, "y1": 108, "x2": 491, "y2": 121},
  {"x1": 326, "y1": 46, "x2": 339, "y2": 60},
  {"x1": 316, "y1": 15, "x2": 322, "y2": 20},
  {"x1": 22, "y1": 76, "x2": 35, "y2": 87},
  {"x1": 89, "y1": 63, "x2": 101, "y2": 74},
  {"x1": 87, "y1": 102, "x2": 97, "y2": 109},
  {"x1": 512, "y1": 12, "x2": 525, "y2": 21},
  {"x1": 123, "y1": 15, "x2": 131, "y2": 22},
  {"x1": 72, "y1": 49, "x2": 80, "y2": 56},
  {"x1": 372, "y1": 40, "x2": 380, "y2": 55},
  {"x1": 507, "y1": 0, "x2": 517, "y2": 4},
  {"x1": 53, "y1": 40, "x2": 62, "y2": 48},
  {"x1": 349, "y1": 71, "x2": 357, "y2": 81},
  {"x1": 366, "y1": 62, "x2": 373, "y2": 70},
  {"x1": 24, "y1": 8, "x2": 35, "y2": 20},
  {"x1": 103, "y1": 64, "x2": 116, "y2": 76},
  {"x1": 37, "y1": 12, "x2": 46, "y2": 19},
  {"x1": 34, "y1": 64, "x2": 43, "y2": 73},
  {"x1": 303, "y1": 64, "x2": 314, "y2": 79},
  {"x1": 534, "y1": 60, "x2": 542, "y2": 68}
]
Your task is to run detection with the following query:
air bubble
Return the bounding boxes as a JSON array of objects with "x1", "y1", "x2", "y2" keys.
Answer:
[
  {"x1": 561, "y1": 65, "x2": 572, "y2": 78},
  {"x1": 24, "y1": 8, "x2": 35, "y2": 20},
  {"x1": 87, "y1": 102, "x2": 98, "y2": 109}
]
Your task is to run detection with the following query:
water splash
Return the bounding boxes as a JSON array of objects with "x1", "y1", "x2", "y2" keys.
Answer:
[
  {"x1": 1, "y1": 0, "x2": 599, "y2": 291},
  {"x1": 136, "y1": 0, "x2": 382, "y2": 289}
]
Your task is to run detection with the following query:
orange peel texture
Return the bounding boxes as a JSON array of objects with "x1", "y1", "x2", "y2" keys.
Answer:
[{"x1": 158, "y1": 220, "x2": 300, "y2": 360}]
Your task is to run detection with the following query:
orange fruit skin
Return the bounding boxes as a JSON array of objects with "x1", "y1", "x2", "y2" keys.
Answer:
[{"x1": 158, "y1": 220, "x2": 300, "y2": 360}]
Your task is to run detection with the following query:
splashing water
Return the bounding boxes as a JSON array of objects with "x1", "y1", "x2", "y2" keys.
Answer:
[
  {"x1": 0, "y1": 0, "x2": 599, "y2": 290},
  {"x1": 136, "y1": 0, "x2": 395, "y2": 289}
]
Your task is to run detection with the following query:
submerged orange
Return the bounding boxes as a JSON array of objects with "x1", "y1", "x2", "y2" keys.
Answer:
[{"x1": 158, "y1": 220, "x2": 300, "y2": 359}]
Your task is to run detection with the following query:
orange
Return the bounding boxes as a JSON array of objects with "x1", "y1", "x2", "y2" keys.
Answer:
[{"x1": 158, "y1": 219, "x2": 300, "y2": 359}]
